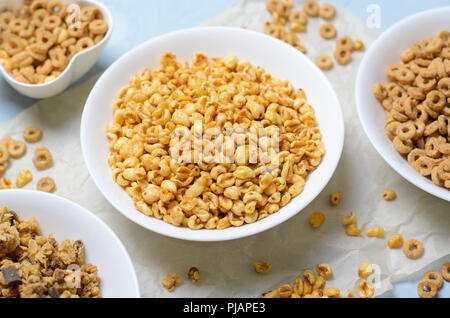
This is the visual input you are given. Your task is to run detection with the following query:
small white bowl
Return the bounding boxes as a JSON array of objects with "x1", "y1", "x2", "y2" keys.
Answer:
[
  {"x1": 81, "y1": 27, "x2": 344, "y2": 242},
  {"x1": 0, "y1": 0, "x2": 113, "y2": 99},
  {"x1": 0, "y1": 190, "x2": 140, "y2": 298},
  {"x1": 356, "y1": 7, "x2": 450, "y2": 202}
]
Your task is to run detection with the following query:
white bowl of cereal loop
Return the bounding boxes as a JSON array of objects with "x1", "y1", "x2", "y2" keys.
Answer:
[
  {"x1": 356, "y1": 7, "x2": 450, "y2": 202},
  {"x1": 0, "y1": 189, "x2": 140, "y2": 298},
  {"x1": 81, "y1": 27, "x2": 344, "y2": 242},
  {"x1": 0, "y1": 0, "x2": 112, "y2": 99}
]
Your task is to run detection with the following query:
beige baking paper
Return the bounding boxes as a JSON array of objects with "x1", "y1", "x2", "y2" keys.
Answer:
[{"x1": 0, "y1": 0, "x2": 449, "y2": 297}]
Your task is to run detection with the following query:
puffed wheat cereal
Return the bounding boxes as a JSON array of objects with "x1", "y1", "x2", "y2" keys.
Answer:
[
  {"x1": 254, "y1": 262, "x2": 272, "y2": 274},
  {"x1": 16, "y1": 169, "x2": 32, "y2": 188},
  {"x1": 387, "y1": 234, "x2": 403, "y2": 248},
  {"x1": 187, "y1": 267, "x2": 200, "y2": 284},
  {"x1": 382, "y1": 189, "x2": 396, "y2": 201},
  {"x1": 366, "y1": 226, "x2": 384, "y2": 237},
  {"x1": 309, "y1": 212, "x2": 325, "y2": 228},
  {"x1": 329, "y1": 191, "x2": 341, "y2": 205},
  {"x1": 358, "y1": 263, "x2": 373, "y2": 278},
  {"x1": 357, "y1": 279, "x2": 374, "y2": 298},
  {"x1": 345, "y1": 223, "x2": 362, "y2": 236},
  {"x1": 107, "y1": 53, "x2": 325, "y2": 230},
  {"x1": 161, "y1": 273, "x2": 181, "y2": 292}
]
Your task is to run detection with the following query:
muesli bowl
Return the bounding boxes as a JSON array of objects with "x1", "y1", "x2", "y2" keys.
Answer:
[
  {"x1": 0, "y1": 0, "x2": 113, "y2": 99},
  {"x1": 0, "y1": 189, "x2": 140, "y2": 297},
  {"x1": 81, "y1": 26, "x2": 345, "y2": 242},
  {"x1": 355, "y1": 7, "x2": 450, "y2": 202}
]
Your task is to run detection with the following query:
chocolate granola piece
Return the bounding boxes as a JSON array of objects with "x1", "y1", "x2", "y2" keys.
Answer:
[
  {"x1": 49, "y1": 257, "x2": 62, "y2": 269},
  {"x1": 5, "y1": 211, "x2": 18, "y2": 224},
  {"x1": 1, "y1": 267, "x2": 21, "y2": 286},
  {"x1": 47, "y1": 287, "x2": 60, "y2": 298}
]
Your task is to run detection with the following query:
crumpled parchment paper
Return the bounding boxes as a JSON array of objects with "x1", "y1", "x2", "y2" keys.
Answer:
[{"x1": 0, "y1": 0, "x2": 448, "y2": 297}]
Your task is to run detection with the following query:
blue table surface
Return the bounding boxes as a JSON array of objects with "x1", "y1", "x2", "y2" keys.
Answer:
[{"x1": 0, "y1": 0, "x2": 449, "y2": 298}]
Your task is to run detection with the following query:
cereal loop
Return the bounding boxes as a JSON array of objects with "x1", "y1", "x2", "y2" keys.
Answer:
[
  {"x1": 33, "y1": 147, "x2": 53, "y2": 170},
  {"x1": 266, "y1": 0, "x2": 279, "y2": 14},
  {"x1": 417, "y1": 279, "x2": 437, "y2": 298},
  {"x1": 319, "y1": 23, "x2": 336, "y2": 40},
  {"x1": 336, "y1": 36, "x2": 353, "y2": 51},
  {"x1": 37, "y1": 177, "x2": 56, "y2": 193},
  {"x1": 43, "y1": 15, "x2": 62, "y2": 30},
  {"x1": 403, "y1": 239, "x2": 424, "y2": 259},
  {"x1": 76, "y1": 37, "x2": 94, "y2": 51},
  {"x1": 441, "y1": 262, "x2": 450, "y2": 282},
  {"x1": 23, "y1": 126, "x2": 43, "y2": 143},
  {"x1": 423, "y1": 270, "x2": 443, "y2": 289},
  {"x1": 319, "y1": 4, "x2": 336, "y2": 20},
  {"x1": 333, "y1": 47, "x2": 351, "y2": 65},
  {"x1": 289, "y1": 10, "x2": 307, "y2": 25},
  {"x1": 89, "y1": 19, "x2": 108, "y2": 35},
  {"x1": 0, "y1": 145, "x2": 9, "y2": 164},
  {"x1": 315, "y1": 56, "x2": 333, "y2": 70},
  {"x1": 303, "y1": 1, "x2": 319, "y2": 17},
  {"x1": 7, "y1": 140, "x2": 26, "y2": 158}
]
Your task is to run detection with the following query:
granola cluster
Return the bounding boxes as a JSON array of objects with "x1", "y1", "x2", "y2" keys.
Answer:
[{"x1": 0, "y1": 207, "x2": 101, "y2": 298}]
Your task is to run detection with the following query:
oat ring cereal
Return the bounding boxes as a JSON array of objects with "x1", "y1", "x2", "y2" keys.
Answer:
[
  {"x1": 7, "y1": 140, "x2": 26, "y2": 158},
  {"x1": 0, "y1": 12, "x2": 14, "y2": 29},
  {"x1": 23, "y1": 126, "x2": 42, "y2": 143},
  {"x1": 336, "y1": 36, "x2": 354, "y2": 52},
  {"x1": 81, "y1": 6, "x2": 103, "y2": 22},
  {"x1": 46, "y1": 0, "x2": 66, "y2": 17},
  {"x1": 43, "y1": 15, "x2": 61, "y2": 30},
  {"x1": 264, "y1": 22, "x2": 282, "y2": 39},
  {"x1": 33, "y1": 146, "x2": 52, "y2": 170},
  {"x1": 417, "y1": 279, "x2": 438, "y2": 298},
  {"x1": 8, "y1": 18, "x2": 28, "y2": 34},
  {"x1": 289, "y1": 10, "x2": 307, "y2": 25},
  {"x1": 89, "y1": 19, "x2": 108, "y2": 35},
  {"x1": 319, "y1": 23, "x2": 336, "y2": 40},
  {"x1": 303, "y1": 1, "x2": 319, "y2": 17},
  {"x1": 107, "y1": 52, "x2": 325, "y2": 230},
  {"x1": 37, "y1": 176, "x2": 56, "y2": 193},
  {"x1": 319, "y1": 4, "x2": 336, "y2": 20},
  {"x1": 403, "y1": 239, "x2": 424, "y2": 259},
  {"x1": 36, "y1": 29, "x2": 56, "y2": 49},
  {"x1": 441, "y1": 262, "x2": 450, "y2": 282},
  {"x1": 0, "y1": 164, "x2": 5, "y2": 176},
  {"x1": 4, "y1": 34, "x2": 24, "y2": 56},
  {"x1": 1, "y1": 1, "x2": 108, "y2": 84},
  {"x1": 0, "y1": 145, "x2": 9, "y2": 164},
  {"x1": 265, "y1": 0, "x2": 279, "y2": 14},
  {"x1": 48, "y1": 46, "x2": 67, "y2": 68},
  {"x1": 76, "y1": 36, "x2": 94, "y2": 51},
  {"x1": 423, "y1": 270, "x2": 443, "y2": 289},
  {"x1": 334, "y1": 47, "x2": 351, "y2": 65},
  {"x1": 30, "y1": 0, "x2": 47, "y2": 12},
  {"x1": 315, "y1": 56, "x2": 333, "y2": 70}
]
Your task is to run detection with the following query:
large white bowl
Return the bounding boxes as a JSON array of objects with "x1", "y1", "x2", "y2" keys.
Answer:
[
  {"x1": 0, "y1": 190, "x2": 140, "y2": 298},
  {"x1": 356, "y1": 7, "x2": 450, "y2": 202},
  {"x1": 81, "y1": 27, "x2": 344, "y2": 241},
  {"x1": 0, "y1": 0, "x2": 113, "y2": 99}
]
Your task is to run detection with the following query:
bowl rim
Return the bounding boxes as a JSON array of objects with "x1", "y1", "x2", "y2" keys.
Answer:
[
  {"x1": 355, "y1": 6, "x2": 450, "y2": 202},
  {"x1": 0, "y1": 0, "x2": 113, "y2": 89},
  {"x1": 81, "y1": 26, "x2": 345, "y2": 242},
  {"x1": 0, "y1": 189, "x2": 141, "y2": 297}
]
